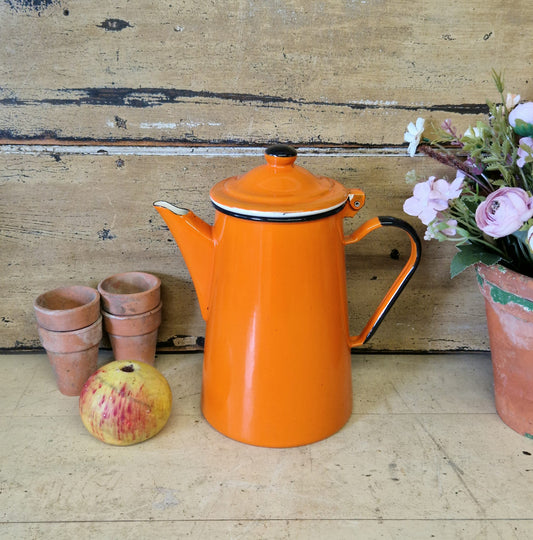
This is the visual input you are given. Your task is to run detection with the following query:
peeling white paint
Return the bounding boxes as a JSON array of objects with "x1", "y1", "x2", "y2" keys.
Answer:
[
  {"x1": 348, "y1": 99, "x2": 399, "y2": 106},
  {"x1": 139, "y1": 122, "x2": 178, "y2": 129},
  {"x1": 0, "y1": 145, "x2": 410, "y2": 158},
  {"x1": 139, "y1": 121, "x2": 222, "y2": 129},
  {"x1": 183, "y1": 121, "x2": 222, "y2": 128}
]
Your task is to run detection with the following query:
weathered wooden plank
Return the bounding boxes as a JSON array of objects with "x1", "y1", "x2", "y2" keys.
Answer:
[
  {"x1": 0, "y1": 91, "x2": 490, "y2": 146},
  {"x1": 0, "y1": 150, "x2": 488, "y2": 351},
  {"x1": 1, "y1": 0, "x2": 531, "y2": 143}
]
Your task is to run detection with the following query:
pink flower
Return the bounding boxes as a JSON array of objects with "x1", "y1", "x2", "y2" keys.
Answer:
[
  {"x1": 509, "y1": 102, "x2": 533, "y2": 125},
  {"x1": 441, "y1": 219, "x2": 458, "y2": 236},
  {"x1": 517, "y1": 137, "x2": 533, "y2": 168},
  {"x1": 403, "y1": 173, "x2": 464, "y2": 226},
  {"x1": 509, "y1": 102, "x2": 533, "y2": 136},
  {"x1": 424, "y1": 217, "x2": 458, "y2": 240},
  {"x1": 475, "y1": 187, "x2": 533, "y2": 238},
  {"x1": 433, "y1": 171, "x2": 464, "y2": 201},
  {"x1": 404, "y1": 177, "x2": 444, "y2": 225}
]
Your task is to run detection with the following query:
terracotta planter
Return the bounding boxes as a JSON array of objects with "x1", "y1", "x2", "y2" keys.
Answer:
[
  {"x1": 34, "y1": 285, "x2": 100, "y2": 331},
  {"x1": 102, "y1": 302, "x2": 162, "y2": 365},
  {"x1": 37, "y1": 317, "x2": 103, "y2": 396},
  {"x1": 476, "y1": 263, "x2": 533, "y2": 438},
  {"x1": 98, "y1": 272, "x2": 161, "y2": 316}
]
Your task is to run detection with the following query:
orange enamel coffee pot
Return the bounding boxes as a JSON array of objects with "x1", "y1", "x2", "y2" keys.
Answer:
[{"x1": 154, "y1": 145, "x2": 421, "y2": 447}]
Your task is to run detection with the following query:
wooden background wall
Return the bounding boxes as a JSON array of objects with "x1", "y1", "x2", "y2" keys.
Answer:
[{"x1": 1, "y1": 0, "x2": 531, "y2": 352}]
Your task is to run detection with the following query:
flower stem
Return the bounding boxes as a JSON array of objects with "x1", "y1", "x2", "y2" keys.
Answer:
[{"x1": 418, "y1": 145, "x2": 492, "y2": 194}]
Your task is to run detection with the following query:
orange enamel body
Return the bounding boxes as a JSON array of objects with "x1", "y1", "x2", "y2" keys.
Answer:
[
  {"x1": 202, "y1": 207, "x2": 355, "y2": 447},
  {"x1": 154, "y1": 145, "x2": 421, "y2": 447}
]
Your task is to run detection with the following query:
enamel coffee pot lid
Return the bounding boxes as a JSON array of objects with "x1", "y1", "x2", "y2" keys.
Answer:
[{"x1": 209, "y1": 145, "x2": 349, "y2": 221}]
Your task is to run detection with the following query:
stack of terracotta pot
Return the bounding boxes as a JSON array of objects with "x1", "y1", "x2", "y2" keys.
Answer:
[
  {"x1": 98, "y1": 272, "x2": 162, "y2": 366},
  {"x1": 34, "y1": 286, "x2": 103, "y2": 396},
  {"x1": 34, "y1": 272, "x2": 162, "y2": 396}
]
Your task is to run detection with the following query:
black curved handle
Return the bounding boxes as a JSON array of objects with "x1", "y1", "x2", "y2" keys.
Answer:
[{"x1": 344, "y1": 216, "x2": 422, "y2": 346}]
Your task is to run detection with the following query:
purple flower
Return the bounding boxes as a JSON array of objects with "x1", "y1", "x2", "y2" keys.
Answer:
[
  {"x1": 464, "y1": 157, "x2": 484, "y2": 175},
  {"x1": 403, "y1": 173, "x2": 464, "y2": 226},
  {"x1": 440, "y1": 119, "x2": 462, "y2": 144},
  {"x1": 475, "y1": 187, "x2": 533, "y2": 238},
  {"x1": 517, "y1": 137, "x2": 533, "y2": 168}
]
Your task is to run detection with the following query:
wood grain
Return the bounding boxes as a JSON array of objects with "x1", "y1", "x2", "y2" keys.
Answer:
[
  {"x1": 0, "y1": 150, "x2": 488, "y2": 351},
  {"x1": 1, "y1": 0, "x2": 531, "y2": 143}
]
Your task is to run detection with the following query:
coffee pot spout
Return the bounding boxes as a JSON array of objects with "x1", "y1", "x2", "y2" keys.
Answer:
[{"x1": 153, "y1": 201, "x2": 214, "y2": 320}]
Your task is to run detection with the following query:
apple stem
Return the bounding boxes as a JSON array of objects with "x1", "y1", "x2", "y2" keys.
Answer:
[{"x1": 120, "y1": 364, "x2": 135, "y2": 373}]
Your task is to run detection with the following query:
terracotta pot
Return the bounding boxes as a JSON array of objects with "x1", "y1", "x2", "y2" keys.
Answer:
[
  {"x1": 476, "y1": 263, "x2": 533, "y2": 438},
  {"x1": 34, "y1": 285, "x2": 100, "y2": 331},
  {"x1": 98, "y1": 272, "x2": 161, "y2": 316},
  {"x1": 37, "y1": 317, "x2": 103, "y2": 396},
  {"x1": 102, "y1": 302, "x2": 162, "y2": 364}
]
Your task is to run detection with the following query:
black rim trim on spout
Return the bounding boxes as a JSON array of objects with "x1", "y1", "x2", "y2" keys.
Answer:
[{"x1": 211, "y1": 201, "x2": 347, "y2": 222}]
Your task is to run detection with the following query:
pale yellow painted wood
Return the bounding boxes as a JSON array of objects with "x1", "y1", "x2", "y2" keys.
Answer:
[
  {"x1": 0, "y1": 0, "x2": 531, "y2": 143},
  {"x1": 3, "y1": 0, "x2": 519, "y2": 351},
  {"x1": 0, "y1": 151, "x2": 488, "y2": 351},
  {"x1": 0, "y1": 96, "x2": 491, "y2": 147}
]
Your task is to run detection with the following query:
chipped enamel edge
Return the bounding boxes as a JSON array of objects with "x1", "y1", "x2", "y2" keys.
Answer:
[{"x1": 476, "y1": 267, "x2": 533, "y2": 312}]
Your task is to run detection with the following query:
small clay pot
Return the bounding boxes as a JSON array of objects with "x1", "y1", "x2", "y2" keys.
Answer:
[
  {"x1": 37, "y1": 317, "x2": 103, "y2": 396},
  {"x1": 98, "y1": 272, "x2": 161, "y2": 316},
  {"x1": 34, "y1": 285, "x2": 100, "y2": 332},
  {"x1": 102, "y1": 303, "x2": 162, "y2": 365},
  {"x1": 106, "y1": 331, "x2": 159, "y2": 366}
]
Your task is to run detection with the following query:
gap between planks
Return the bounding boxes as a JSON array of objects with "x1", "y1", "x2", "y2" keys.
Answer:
[{"x1": 0, "y1": 144, "x2": 413, "y2": 158}]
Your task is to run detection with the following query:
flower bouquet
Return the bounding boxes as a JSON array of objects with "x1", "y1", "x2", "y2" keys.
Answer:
[
  {"x1": 403, "y1": 72, "x2": 533, "y2": 437},
  {"x1": 403, "y1": 71, "x2": 533, "y2": 278}
]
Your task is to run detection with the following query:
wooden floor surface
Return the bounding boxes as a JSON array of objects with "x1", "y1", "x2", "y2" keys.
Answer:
[{"x1": 1, "y1": 352, "x2": 532, "y2": 539}]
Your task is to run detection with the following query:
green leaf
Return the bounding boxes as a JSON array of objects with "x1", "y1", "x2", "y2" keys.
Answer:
[
  {"x1": 450, "y1": 244, "x2": 502, "y2": 278},
  {"x1": 491, "y1": 70, "x2": 504, "y2": 94},
  {"x1": 455, "y1": 227, "x2": 470, "y2": 239},
  {"x1": 513, "y1": 229, "x2": 527, "y2": 242},
  {"x1": 513, "y1": 119, "x2": 533, "y2": 137}
]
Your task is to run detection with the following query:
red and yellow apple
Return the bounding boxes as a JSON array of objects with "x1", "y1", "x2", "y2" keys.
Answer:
[{"x1": 79, "y1": 360, "x2": 172, "y2": 445}]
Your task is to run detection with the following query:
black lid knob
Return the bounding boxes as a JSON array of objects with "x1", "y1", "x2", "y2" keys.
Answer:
[{"x1": 265, "y1": 144, "x2": 297, "y2": 158}]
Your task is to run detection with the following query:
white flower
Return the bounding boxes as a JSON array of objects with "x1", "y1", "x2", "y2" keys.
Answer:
[
  {"x1": 463, "y1": 126, "x2": 481, "y2": 139},
  {"x1": 506, "y1": 93, "x2": 521, "y2": 110},
  {"x1": 404, "y1": 117, "x2": 425, "y2": 157},
  {"x1": 528, "y1": 225, "x2": 533, "y2": 252}
]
